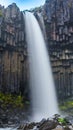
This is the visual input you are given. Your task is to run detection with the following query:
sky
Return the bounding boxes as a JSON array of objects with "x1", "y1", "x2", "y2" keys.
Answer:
[{"x1": 0, "y1": 0, "x2": 45, "y2": 10}]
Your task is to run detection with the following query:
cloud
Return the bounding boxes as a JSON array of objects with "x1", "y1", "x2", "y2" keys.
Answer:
[{"x1": 0, "y1": 0, "x2": 10, "y2": 7}]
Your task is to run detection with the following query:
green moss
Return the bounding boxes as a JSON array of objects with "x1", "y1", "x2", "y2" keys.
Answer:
[
  {"x1": 0, "y1": 92, "x2": 24, "y2": 108},
  {"x1": 59, "y1": 99, "x2": 73, "y2": 112},
  {"x1": 59, "y1": 105, "x2": 67, "y2": 110},
  {"x1": 14, "y1": 95, "x2": 24, "y2": 107},
  {"x1": 0, "y1": 10, "x2": 3, "y2": 17},
  {"x1": 58, "y1": 117, "x2": 67, "y2": 125}
]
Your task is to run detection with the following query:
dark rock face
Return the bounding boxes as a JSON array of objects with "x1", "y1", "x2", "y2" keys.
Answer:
[
  {"x1": 0, "y1": 106, "x2": 29, "y2": 128},
  {"x1": 0, "y1": 3, "x2": 24, "y2": 47},
  {"x1": 0, "y1": 3, "x2": 29, "y2": 95},
  {"x1": 43, "y1": 0, "x2": 73, "y2": 101}
]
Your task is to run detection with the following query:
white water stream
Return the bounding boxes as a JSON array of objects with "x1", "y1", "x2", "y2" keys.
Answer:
[{"x1": 25, "y1": 12, "x2": 59, "y2": 122}]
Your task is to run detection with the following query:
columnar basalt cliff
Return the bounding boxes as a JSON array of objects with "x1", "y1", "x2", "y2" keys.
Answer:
[
  {"x1": 43, "y1": 0, "x2": 73, "y2": 100},
  {"x1": 0, "y1": 3, "x2": 29, "y2": 95}
]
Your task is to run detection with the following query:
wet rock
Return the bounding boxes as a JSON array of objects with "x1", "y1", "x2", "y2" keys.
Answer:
[
  {"x1": 0, "y1": 106, "x2": 30, "y2": 128},
  {"x1": 52, "y1": 125, "x2": 64, "y2": 130},
  {"x1": 17, "y1": 114, "x2": 73, "y2": 130},
  {"x1": 0, "y1": 115, "x2": 8, "y2": 124},
  {"x1": 17, "y1": 118, "x2": 59, "y2": 130},
  {"x1": 38, "y1": 120, "x2": 58, "y2": 130},
  {"x1": 18, "y1": 124, "x2": 26, "y2": 130},
  {"x1": 65, "y1": 116, "x2": 73, "y2": 125},
  {"x1": 27, "y1": 122, "x2": 36, "y2": 129},
  {"x1": 68, "y1": 125, "x2": 73, "y2": 130},
  {"x1": 64, "y1": 126, "x2": 71, "y2": 130}
]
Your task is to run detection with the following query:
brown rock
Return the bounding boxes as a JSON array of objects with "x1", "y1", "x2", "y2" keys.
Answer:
[{"x1": 38, "y1": 120, "x2": 58, "y2": 130}]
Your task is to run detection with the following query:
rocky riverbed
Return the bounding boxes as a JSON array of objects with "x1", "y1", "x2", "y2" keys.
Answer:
[
  {"x1": 0, "y1": 106, "x2": 30, "y2": 128},
  {"x1": 0, "y1": 109, "x2": 73, "y2": 130},
  {"x1": 17, "y1": 114, "x2": 73, "y2": 130}
]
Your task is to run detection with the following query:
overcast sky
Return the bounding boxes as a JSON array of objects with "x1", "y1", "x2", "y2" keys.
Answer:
[{"x1": 0, "y1": 0, "x2": 45, "y2": 10}]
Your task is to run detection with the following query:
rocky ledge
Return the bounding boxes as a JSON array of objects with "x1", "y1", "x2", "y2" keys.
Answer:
[
  {"x1": 0, "y1": 106, "x2": 30, "y2": 128},
  {"x1": 17, "y1": 114, "x2": 73, "y2": 130}
]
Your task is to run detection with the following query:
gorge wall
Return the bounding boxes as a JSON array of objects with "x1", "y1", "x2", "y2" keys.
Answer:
[
  {"x1": 0, "y1": 3, "x2": 29, "y2": 96},
  {"x1": 43, "y1": 0, "x2": 73, "y2": 101}
]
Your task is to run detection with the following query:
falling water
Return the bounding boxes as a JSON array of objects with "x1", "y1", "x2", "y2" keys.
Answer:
[
  {"x1": 37, "y1": 12, "x2": 47, "y2": 41},
  {"x1": 24, "y1": 12, "x2": 59, "y2": 122}
]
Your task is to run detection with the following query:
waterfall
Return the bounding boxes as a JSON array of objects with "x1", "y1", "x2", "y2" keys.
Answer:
[
  {"x1": 36, "y1": 12, "x2": 47, "y2": 41},
  {"x1": 24, "y1": 12, "x2": 59, "y2": 122}
]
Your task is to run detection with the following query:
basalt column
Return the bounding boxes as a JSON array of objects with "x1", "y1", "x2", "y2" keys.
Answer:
[
  {"x1": 43, "y1": 0, "x2": 73, "y2": 100},
  {"x1": 0, "y1": 3, "x2": 29, "y2": 95}
]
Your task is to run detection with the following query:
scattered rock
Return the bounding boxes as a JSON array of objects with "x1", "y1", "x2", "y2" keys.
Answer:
[
  {"x1": 52, "y1": 125, "x2": 64, "y2": 130},
  {"x1": 0, "y1": 106, "x2": 29, "y2": 128},
  {"x1": 38, "y1": 120, "x2": 58, "y2": 130},
  {"x1": 64, "y1": 126, "x2": 71, "y2": 130},
  {"x1": 17, "y1": 115, "x2": 73, "y2": 130}
]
